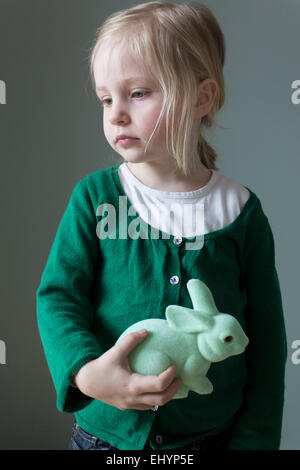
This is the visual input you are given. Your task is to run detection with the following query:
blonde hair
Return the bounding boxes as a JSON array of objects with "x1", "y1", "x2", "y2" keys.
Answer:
[{"x1": 89, "y1": 1, "x2": 227, "y2": 175}]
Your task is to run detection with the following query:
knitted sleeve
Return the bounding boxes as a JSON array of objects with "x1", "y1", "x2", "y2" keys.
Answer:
[
  {"x1": 36, "y1": 178, "x2": 103, "y2": 413},
  {"x1": 227, "y1": 197, "x2": 287, "y2": 450}
]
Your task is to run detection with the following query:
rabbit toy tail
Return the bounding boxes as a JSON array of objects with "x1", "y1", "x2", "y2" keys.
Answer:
[{"x1": 129, "y1": 348, "x2": 173, "y2": 377}]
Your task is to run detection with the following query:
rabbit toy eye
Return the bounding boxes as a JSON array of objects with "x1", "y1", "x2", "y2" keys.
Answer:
[{"x1": 223, "y1": 336, "x2": 233, "y2": 343}]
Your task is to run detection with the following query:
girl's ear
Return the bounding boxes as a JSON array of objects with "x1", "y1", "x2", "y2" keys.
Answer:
[
  {"x1": 165, "y1": 305, "x2": 213, "y2": 333},
  {"x1": 194, "y1": 78, "x2": 218, "y2": 119}
]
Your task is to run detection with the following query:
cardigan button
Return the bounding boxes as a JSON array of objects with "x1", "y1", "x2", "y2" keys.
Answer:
[
  {"x1": 170, "y1": 275, "x2": 180, "y2": 285},
  {"x1": 173, "y1": 235, "x2": 182, "y2": 245},
  {"x1": 155, "y1": 434, "x2": 163, "y2": 445}
]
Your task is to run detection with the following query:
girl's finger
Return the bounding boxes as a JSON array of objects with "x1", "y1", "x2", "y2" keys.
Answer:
[
  {"x1": 137, "y1": 378, "x2": 182, "y2": 408},
  {"x1": 114, "y1": 330, "x2": 148, "y2": 359},
  {"x1": 129, "y1": 365, "x2": 177, "y2": 395}
]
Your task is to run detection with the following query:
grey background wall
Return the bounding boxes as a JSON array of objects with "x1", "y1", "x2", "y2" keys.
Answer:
[{"x1": 0, "y1": 0, "x2": 299, "y2": 449}]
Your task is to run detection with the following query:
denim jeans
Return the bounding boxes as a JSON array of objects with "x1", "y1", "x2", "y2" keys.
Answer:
[{"x1": 68, "y1": 420, "x2": 234, "y2": 450}]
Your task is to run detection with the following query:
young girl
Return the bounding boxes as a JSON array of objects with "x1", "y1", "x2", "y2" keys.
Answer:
[{"x1": 36, "y1": 1, "x2": 287, "y2": 450}]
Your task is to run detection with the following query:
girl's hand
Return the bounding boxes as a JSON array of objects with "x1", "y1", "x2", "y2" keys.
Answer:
[{"x1": 73, "y1": 330, "x2": 182, "y2": 410}]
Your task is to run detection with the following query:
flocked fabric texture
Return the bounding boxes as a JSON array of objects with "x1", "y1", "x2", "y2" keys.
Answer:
[{"x1": 117, "y1": 279, "x2": 249, "y2": 398}]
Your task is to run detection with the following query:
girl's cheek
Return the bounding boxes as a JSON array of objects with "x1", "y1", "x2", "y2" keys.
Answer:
[
  {"x1": 103, "y1": 125, "x2": 112, "y2": 145},
  {"x1": 141, "y1": 108, "x2": 165, "y2": 133}
]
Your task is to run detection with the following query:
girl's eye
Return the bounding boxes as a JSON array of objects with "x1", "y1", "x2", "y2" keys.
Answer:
[
  {"x1": 100, "y1": 90, "x2": 148, "y2": 107},
  {"x1": 100, "y1": 98, "x2": 112, "y2": 107},
  {"x1": 132, "y1": 90, "x2": 148, "y2": 99}
]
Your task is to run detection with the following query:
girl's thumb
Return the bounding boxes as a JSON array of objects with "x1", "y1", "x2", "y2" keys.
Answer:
[{"x1": 116, "y1": 330, "x2": 148, "y2": 357}]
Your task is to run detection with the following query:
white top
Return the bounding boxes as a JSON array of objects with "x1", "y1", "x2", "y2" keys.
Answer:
[{"x1": 118, "y1": 162, "x2": 250, "y2": 237}]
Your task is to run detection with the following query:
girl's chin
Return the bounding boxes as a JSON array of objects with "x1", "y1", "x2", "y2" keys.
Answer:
[{"x1": 119, "y1": 155, "x2": 150, "y2": 164}]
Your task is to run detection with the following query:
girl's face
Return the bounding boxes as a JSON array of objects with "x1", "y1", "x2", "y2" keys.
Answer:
[{"x1": 93, "y1": 39, "x2": 172, "y2": 165}]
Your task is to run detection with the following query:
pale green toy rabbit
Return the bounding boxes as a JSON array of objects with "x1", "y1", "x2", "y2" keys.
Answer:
[{"x1": 116, "y1": 279, "x2": 249, "y2": 399}]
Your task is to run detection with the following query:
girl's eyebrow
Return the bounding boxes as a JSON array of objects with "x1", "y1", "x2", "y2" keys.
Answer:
[{"x1": 96, "y1": 76, "x2": 153, "y2": 92}]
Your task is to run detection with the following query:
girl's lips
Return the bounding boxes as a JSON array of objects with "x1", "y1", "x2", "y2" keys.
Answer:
[{"x1": 117, "y1": 137, "x2": 140, "y2": 146}]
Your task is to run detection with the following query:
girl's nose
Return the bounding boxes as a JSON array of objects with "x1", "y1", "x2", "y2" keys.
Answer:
[{"x1": 109, "y1": 102, "x2": 130, "y2": 125}]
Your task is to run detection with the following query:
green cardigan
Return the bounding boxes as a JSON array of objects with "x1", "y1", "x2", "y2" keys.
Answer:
[{"x1": 36, "y1": 163, "x2": 287, "y2": 450}]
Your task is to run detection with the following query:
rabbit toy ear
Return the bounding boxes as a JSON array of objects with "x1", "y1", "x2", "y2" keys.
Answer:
[
  {"x1": 166, "y1": 305, "x2": 214, "y2": 333},
  {"x1": 187, "y1": 279, "x2": 219, "y2": 316}
]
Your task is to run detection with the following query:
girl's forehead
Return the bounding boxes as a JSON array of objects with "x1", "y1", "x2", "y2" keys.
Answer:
[
  {"x1": 96, "y1": 37, "x2": 143, "y2": 66},
  {"x1": 95, "y1": 39, "x2": 132, "y2": 64},
  {"x1": 93, "y1": 38, "x2": 152, "y2": 82}
]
